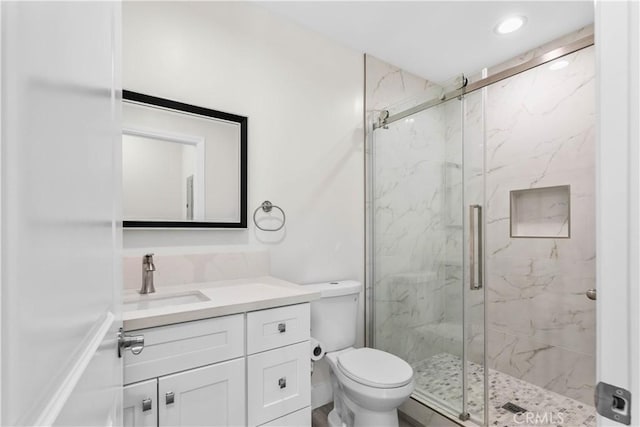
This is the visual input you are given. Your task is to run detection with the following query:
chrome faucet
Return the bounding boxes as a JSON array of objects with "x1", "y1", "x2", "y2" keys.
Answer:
[{"x1": 140, "y1": 253, "x2": 156, "y2": 294}]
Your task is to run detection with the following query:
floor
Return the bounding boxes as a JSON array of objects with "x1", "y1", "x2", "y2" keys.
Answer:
[
  {"x1": 312, "y1": 402, "x2": 419, "y2": 427},
  {"x1": 311, "y1": 403, "x2": 334, "y2": 427},
  {"x1": 413, "y1": 353, "x2": 597, "y2": 427}
]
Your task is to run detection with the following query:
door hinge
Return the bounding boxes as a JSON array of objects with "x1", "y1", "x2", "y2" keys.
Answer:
[
  {"x1": 595, "y1": 381, "x2": 631, "y2": 425},
  {"x1": 117, "y1": 327, "x2": 145, "y2": 358}
]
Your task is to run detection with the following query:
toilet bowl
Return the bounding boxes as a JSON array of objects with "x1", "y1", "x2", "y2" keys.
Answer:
[
  {"x1": 306, "y1": 281, "x2": 415, "y2": 427},
  {"x1": 325, "y1": 347, "x2": 415, "y2": 427}
]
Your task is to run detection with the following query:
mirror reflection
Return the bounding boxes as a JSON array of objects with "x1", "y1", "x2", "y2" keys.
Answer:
[{"x1": 122, "y1": 91, "x2": 247, "y2": 228}]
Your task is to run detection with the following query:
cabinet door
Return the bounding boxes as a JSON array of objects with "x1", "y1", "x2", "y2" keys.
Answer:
[
  {"x1": 158, "y1": 358, "x2": 245, "y2": 427},
  {"x1": 248, "y1": 342, "x2": 310, "y2": 426},
  {"x1": 124, "y1": 379, "x2": 158, "y2": 427}
]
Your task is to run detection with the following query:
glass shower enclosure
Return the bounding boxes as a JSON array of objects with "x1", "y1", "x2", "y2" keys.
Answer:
[{"x1": 368, "y1": 36, "x2": 596, "y2": 427}]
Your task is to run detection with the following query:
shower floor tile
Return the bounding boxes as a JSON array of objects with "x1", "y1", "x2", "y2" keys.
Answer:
[{"x1": 412, "y1": 353, "x2": 596, "y2": 427}]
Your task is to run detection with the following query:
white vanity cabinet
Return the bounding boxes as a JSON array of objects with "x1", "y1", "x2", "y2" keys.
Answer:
[
  {"x1": 123, "y1": 303, "x2": 311, "y2": 427},
  {"x1": 123, "y1": 313, "x2": 246, "y2": 427}
]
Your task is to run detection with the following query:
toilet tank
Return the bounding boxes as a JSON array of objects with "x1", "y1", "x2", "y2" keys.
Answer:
[{"x1": 305, "y1": 280, "x2": 362, "y2": 352}]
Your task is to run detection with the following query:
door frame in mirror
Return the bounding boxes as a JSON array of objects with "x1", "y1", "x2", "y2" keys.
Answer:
[{"x1": 122, "y1": 90, "x2": 248, "y2": 229}]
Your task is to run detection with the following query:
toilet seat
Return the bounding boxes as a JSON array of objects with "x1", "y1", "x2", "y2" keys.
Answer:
[{"x1": 337, "y1": 347, "x2": 413, "y2": 389}]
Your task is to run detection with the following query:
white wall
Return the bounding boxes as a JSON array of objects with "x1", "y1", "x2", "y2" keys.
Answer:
[
  {"x1": 123, "y1": 3, "x2": 364, "y2": 409},
  {"x1": 123, "y1": 1, "x2": 364, "y2": 287}
]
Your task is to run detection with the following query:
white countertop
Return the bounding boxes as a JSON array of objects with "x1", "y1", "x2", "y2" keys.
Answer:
[{"x1": 123, "y1": 276, "x2": 320, "y2": 331}]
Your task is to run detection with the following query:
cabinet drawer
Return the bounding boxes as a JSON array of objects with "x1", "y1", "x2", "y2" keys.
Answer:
[
  {"x1": 124, "y1": 314, "x2": 244, "y2": 384},
  {"x1": 248, "y1": 341, "x2": 310, "y2": 426},
  {"x1": 247, "y1": 303, "x2": 310, "y2": 354},
  {"x1": 259, "y1": 406, "x2": 311, "y2": 427}
]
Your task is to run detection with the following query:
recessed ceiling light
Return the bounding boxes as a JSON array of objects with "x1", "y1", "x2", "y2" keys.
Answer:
[
  {"x1": 495, "y1": 16, "x2": 526, "y2": 35},
  {"x1": 549, "y1": 60, "x2": 569, "y2": 71}
]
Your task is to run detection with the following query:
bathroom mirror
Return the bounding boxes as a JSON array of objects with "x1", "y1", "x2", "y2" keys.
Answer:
[{"x1": 122, "y1": 91, "x2": 247, "y2": 228}]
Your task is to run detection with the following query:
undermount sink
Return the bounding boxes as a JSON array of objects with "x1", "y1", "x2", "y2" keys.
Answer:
[{"x1": 124, "y1": 291, "x2": 209, "y2": 311}]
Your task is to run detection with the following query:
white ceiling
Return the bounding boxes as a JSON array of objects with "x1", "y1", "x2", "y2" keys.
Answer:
[{"x1": 259, "y1": 1, "x2": 594, "y2": 83}]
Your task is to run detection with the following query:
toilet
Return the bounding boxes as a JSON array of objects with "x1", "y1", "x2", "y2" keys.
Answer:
[{"x1": 306, "y1": 281, "x2": 415, "y2": 427}]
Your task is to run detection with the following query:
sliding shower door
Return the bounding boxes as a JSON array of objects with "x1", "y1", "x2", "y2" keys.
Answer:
[{"x1": 371, "y1": 95, "x2": 486, "y2": 422}]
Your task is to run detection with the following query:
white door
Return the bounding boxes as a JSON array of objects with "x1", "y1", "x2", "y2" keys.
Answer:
[
  {"x1": 1, "y1": 2, "x2": 123, "y2": 426},
  {"x1": 596, "y1": 1, "x2": 640, "y2": 426},
  {"x1": 158, "y1": 359, "x2": 246, "y2": 427}
]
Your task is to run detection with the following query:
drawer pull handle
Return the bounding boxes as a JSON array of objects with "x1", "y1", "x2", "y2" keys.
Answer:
[
  {"x1": 277, "y1": 323, "x2": 286, "y2": 333},
  {"x1": 142, "y1": 398, "x2": 152, "y2": 412},
  {"x1": 278, "y1": 377, "x2": 287, "y2": 389},
  {"x1": 166, "y1": 391, "x2": 175, "y2": 405}
]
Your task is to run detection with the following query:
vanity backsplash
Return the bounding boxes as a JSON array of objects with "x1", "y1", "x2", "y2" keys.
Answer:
[{"x1": 123, "y1": 249, "x2": 270, "y2": 290}]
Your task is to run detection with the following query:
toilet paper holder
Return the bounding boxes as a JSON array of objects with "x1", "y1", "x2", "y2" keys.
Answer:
[
  {"x1": 310, "y1": 338, "x2": 325, "y2": 362},
  {"x1": 312, "y1": 344, "x2": 323, "y2": 358}
]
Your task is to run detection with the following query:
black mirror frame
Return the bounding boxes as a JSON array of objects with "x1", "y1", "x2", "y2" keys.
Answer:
[{"x1": 122, "y1": 90, "x2": 248, "y2": 229}]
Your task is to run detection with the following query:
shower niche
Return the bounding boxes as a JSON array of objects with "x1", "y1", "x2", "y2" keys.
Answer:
[{"x1": 510, "y1": 185, "x2": 571, "y2": 238}]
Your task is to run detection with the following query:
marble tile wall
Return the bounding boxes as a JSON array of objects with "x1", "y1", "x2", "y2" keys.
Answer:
[
  {"x1": 364, "y1": 55, "x2": 440, "y2": 347},
  {"x1": 484, "y1": 45, "x2": 596, "y2": 404},
  {"x1": 366, "y1": 54, "x2": 468, "y2": 368},
  {"x1": 371, "y1": 100, "x2": 450, "y2": 364},
  {"x1": 365, "y1": 55, "x2": 443, "y2": 115}
]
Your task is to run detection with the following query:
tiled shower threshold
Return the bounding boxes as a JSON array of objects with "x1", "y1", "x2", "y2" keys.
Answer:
[{"x1": 413, "y1": 353, "x2": 596, "y2": 427}]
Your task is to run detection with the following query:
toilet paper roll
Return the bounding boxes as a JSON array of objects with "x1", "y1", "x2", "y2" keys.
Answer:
[{"x1": 310, "y1": 338, "x2": 325, "y2": 361}]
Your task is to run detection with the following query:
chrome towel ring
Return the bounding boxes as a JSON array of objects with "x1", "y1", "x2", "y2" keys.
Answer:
[{"x1": 253, "y1": 201, "x2": 286, "y2": 232}]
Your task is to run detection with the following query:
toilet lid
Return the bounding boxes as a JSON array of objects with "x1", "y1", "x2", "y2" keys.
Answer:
[{"x1": 337, "y1": 348, "x2": 413, "y2": 389}]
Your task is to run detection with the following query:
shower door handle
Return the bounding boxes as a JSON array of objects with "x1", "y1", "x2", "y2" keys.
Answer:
[{"x1": 469, "y1": 205, "x2": 483, "y2": 290}]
